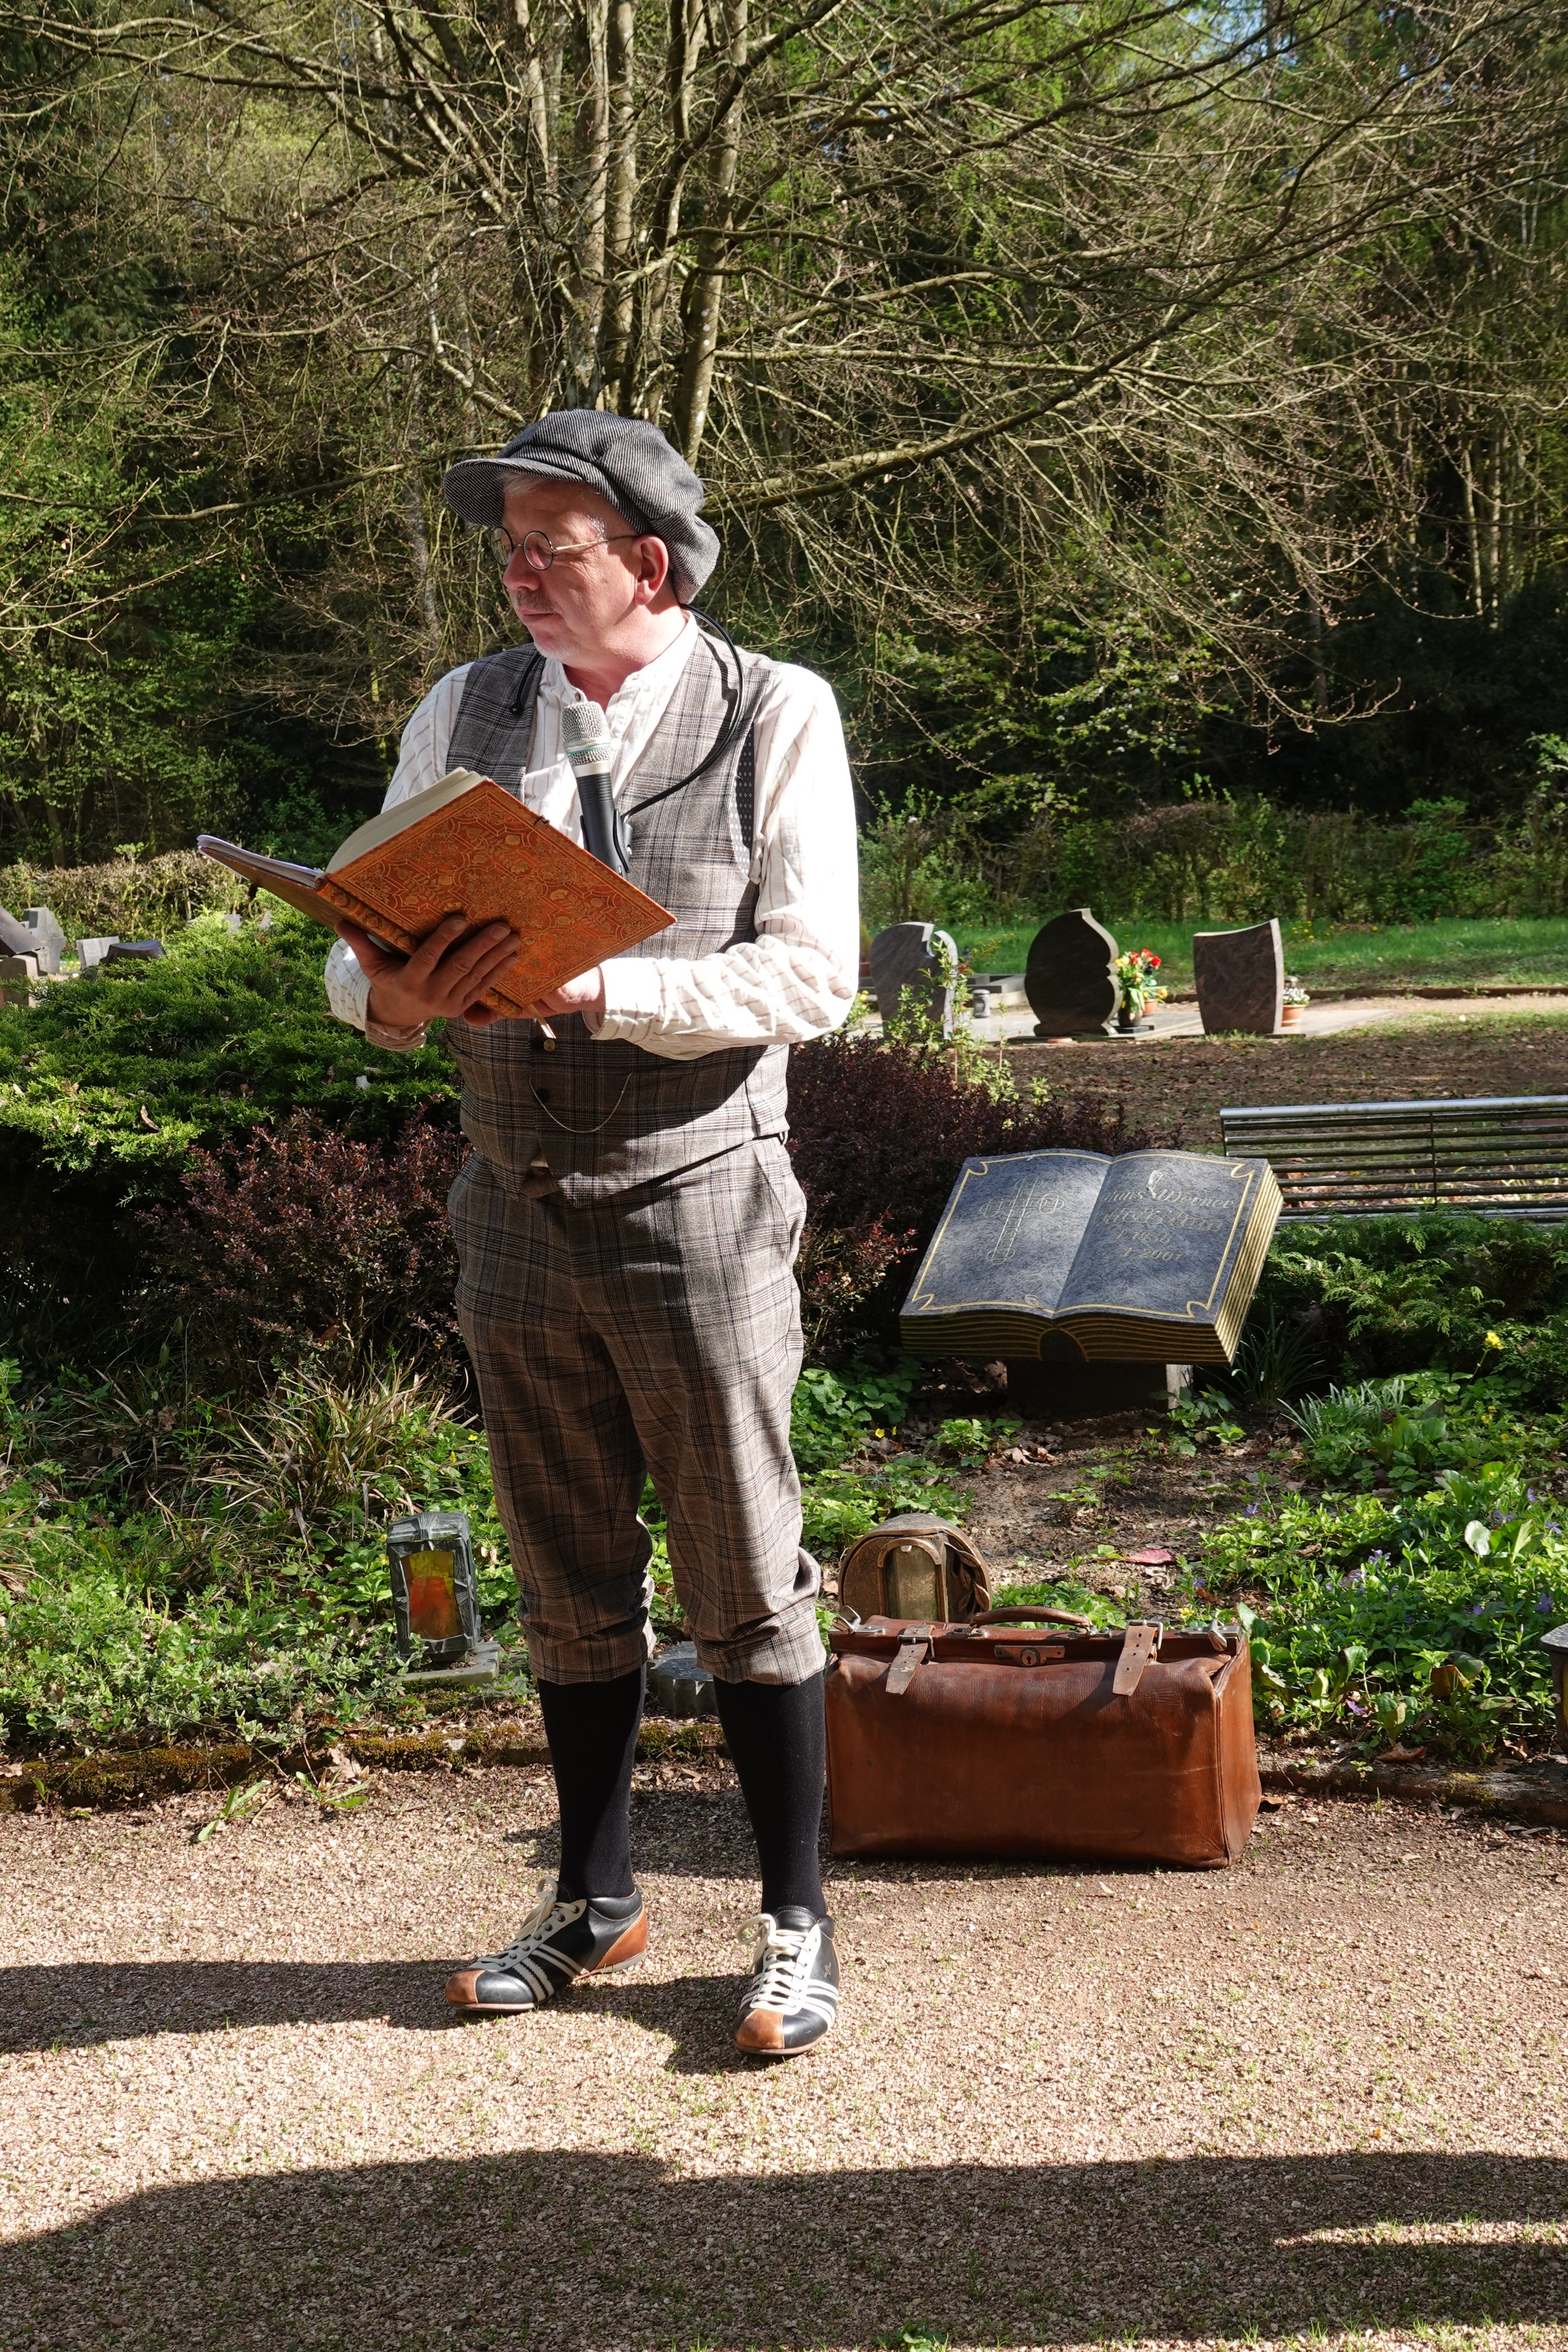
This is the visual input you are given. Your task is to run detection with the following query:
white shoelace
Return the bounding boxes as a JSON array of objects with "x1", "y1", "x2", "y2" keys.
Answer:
[
  {"x1": 487, "y1": 1877, "x2": 589, "y2": 2001},
  {"x1": 742, "y1": 1914, "x2": 837, "y2": 2024}
]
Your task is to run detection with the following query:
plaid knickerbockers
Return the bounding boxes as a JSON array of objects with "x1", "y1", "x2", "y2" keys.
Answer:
[{"x1": 451, "y1": 1140, "x2": 825, "y2": 1686}]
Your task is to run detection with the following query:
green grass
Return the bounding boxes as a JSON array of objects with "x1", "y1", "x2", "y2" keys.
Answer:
[{"x1": 950, "y1": 914, "x2": 1568, "y2": 993}]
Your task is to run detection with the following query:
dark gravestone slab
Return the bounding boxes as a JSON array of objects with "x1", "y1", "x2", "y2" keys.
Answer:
[
  {"x1": 104, "y1": 939, "x2": 168, "y2": 964},
  {"x1": 870, "y1": 921, "x2": 956, "y2": 1035},
  {"x1": 23, "y1": 907, "x2": 65, "y2": 975},
  {"x1": 1193, "y1": 919, "x2": 1283, "y2": 1037},
  {"x1": 1025, "y1": 908, "x2": 1118, "y2": 1038}
]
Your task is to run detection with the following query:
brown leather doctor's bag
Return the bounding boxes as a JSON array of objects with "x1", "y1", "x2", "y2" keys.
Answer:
[{"x1": 824, "y1": 1609, "x2": 1261, "y2": 1869}]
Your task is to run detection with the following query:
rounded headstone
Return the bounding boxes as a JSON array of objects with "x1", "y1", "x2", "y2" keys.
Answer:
[
  {"x1": 1193, "y1": 919, "x2": 1283, "y2": 1037},
  {"x1": 1024, "y1": 909, "x2": 1119, "y2": 1038},
  {"x1": 870, "y1": 920, "x2": 956, "y2": 1035}
]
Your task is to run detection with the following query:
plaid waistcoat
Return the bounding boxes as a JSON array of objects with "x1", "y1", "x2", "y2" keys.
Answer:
[{"x1": 442, "y1": 634, "x2": 788, "y2": 1200}]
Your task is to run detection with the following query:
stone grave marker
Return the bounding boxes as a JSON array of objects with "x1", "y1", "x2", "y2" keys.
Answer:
[
  {"x1": 0, "y1": 952, "x2": 38, "y2": 1006},
  {"x1": 76, "y1": 937, "x2": 121, "y2": 968},
  {"x1": 22, "y1": 907, "x2": 65, "y2": 975},
  {"x1": 1024, "y1": 908, "x2": 1119, "y2": 1037},
  {"x1": 1193, "y1": 918, "x2": 1283, "y2": 1037},
  {"x1": 104, "y1": 939, "x2": 168, "y2": 964},
  {"x1": 870, "y1": 920, "x2": 956, "y2": 1035}
]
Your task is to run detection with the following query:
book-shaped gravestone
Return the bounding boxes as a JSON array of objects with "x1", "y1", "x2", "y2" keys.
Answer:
[
  {"x1": 900, "y1": 1147, "x2": 1283, "y2": 1366},
  {"x1": 198, "y1": 768, "x2": 674, "y2": 1019},
  {"x1": 1193, "y1": 919, "x2": 1283, "y2": 1037},
  {"x1": 1025, "y1": 909, "x2": 1118, "y2": 1038}
]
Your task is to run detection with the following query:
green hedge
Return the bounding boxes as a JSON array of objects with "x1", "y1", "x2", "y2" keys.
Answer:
[{"x1": 0, "y1": 910, "x2": 458, "y2": 1367}]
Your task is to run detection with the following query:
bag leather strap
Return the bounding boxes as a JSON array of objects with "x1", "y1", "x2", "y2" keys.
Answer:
[
  {"x1": 885, "y1": 1625, "x2": 934, "y2": 1696},
  {"x1": 1114, "y1": 1621, "x2": 1162, "y2": 1696},
  {"x1": 977, "y1": 1606, "x2": 1093, "y2": 1629}
]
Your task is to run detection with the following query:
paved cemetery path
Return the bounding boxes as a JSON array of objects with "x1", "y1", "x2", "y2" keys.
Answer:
[{"x1": 2, "y1": 1770, "x2": 1564, "y2": 2352}]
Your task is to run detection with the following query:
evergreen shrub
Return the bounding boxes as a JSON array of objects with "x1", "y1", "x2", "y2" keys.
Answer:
[{"x1": 0, "y1": 910, "x2": 458, "y2": 1371}]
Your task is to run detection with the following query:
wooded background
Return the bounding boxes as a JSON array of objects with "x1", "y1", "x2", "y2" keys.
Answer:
[{"x1": 1, "y1": 0, "x2": 1566, "y2": 868}]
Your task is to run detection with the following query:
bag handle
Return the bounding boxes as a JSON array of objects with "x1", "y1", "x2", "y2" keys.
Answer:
[{"x1": 976, "y1": 1605, "x2": 1093, "y2": 1630}]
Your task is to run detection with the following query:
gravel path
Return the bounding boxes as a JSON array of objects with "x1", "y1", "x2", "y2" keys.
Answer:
[{"x1": 3, "y1": 1769, "x2": 1564, "y2": 2351}]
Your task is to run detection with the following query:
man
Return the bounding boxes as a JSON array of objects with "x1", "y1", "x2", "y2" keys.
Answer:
[{"x1": 324, "y1": 410, "x2": 858, "y2": 2055}]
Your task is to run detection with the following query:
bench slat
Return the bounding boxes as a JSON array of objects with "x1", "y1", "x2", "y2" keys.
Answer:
[{"x1": 1220, "y1": 1095, "x2": 1568, "y2": 1221}]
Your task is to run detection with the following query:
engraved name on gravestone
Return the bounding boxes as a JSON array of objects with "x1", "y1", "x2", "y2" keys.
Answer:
[
  {"x1": 1193, "y1": 918, "x2": 1283, "y2": 1037},
  {"x1": 23, "y1": 907, "x2": 65, "y2": 976},
  {"x1": 870, "y1": 921, "x2": 956, "y2": 1035},
  {"x1": 1024, "y1": 909, "x2": 1119, "y2": 1038}
]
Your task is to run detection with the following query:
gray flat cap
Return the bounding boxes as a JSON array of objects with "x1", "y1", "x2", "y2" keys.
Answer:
[{"x1": 443, "y1": 409, "x2": 720, "y2": 600}]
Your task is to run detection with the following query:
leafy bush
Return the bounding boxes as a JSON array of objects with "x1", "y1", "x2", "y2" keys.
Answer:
[
  {"x1": 0, "y1": 911, "x2": 460, "y2": 1373},
  {"x1": 0, "y1": 850, "x2": 248, "y2": 945},
  {"x1": 786, "y1": 1033, "x2": 1169, "y2": 1336},
  {"x1": 0, "y1": 1358, "x2": 515, "y2": 1749},
  {"x1": 1282, "y1": 1373, "x2": 1566, "y2": 1496},
  {"x1": 136, "y1": 1111, "x2": 469, "y2": 1392},
  {"x1": 1199, "y1": 1466, "x2": 1568, "y2": 1760},
  {"x1": 1254, "y1": 1214, "x2": 1568, "y2": 1406}
]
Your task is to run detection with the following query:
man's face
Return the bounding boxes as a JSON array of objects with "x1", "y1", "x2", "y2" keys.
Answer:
[{"x1": 498, "y1": 476, "x2": 667, "y2": 663}]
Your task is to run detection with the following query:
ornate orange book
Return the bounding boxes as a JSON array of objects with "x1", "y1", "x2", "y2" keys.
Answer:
[{"x1": 198, "y1": 769, "x2": 674, "y2": 1016}]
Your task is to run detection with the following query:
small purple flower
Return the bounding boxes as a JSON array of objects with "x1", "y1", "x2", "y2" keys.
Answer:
[
  {"x1": 1540, "y1": 1596, "x2": 1557, "y2": 1614},
  {"x1": 1528, "y1": 1489, "x2": 1539, "y2": 1503},
  {"x1": 1347, "y1": 1699, "x2": 1368, "y2": 1716},
  {"x1": 1472, "y1": 1601, "x2": 1486, "y2": 1615},
  {"x1": 1550, "y1": 1524, "x2": 1563, "y2": 1538},
  {"x1": 1367, "y1": 1550, "x2": 1388, "y2": 1565},
  {"x1": 1345, "y1": 1567, "x2": 1368, "y2": 1588},
  {"x1": 1244, "y1": 1503, "x2": 1259, "y2": 1518}
]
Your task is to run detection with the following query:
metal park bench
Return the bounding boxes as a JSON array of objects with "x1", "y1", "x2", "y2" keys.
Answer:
[{"x1": 1219, "y1": 1095, "x2": 1568, "y2": 1222}]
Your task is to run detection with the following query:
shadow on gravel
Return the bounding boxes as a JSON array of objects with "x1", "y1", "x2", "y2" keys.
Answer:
[
  {"x1": 0, "y1": 1960, "x2": 457, "y2": 2048},
  {"x1": 4, "y1": 2149, "x2": 1565, "y2": 2349}
]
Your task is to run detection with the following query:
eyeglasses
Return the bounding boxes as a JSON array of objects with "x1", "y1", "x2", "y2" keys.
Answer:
[{"x1": 491, "y1": 526, "x2": 642, "y2": 573}]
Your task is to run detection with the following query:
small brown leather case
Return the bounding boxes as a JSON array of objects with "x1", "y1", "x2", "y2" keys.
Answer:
[{"x1": 825, "y1": 1609, "x2": 1261, "y2": 1869}]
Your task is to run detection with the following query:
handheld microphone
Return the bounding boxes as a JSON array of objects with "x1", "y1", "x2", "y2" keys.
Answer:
[{"x1": 560, "y1": 695, "x2": 631, "y2": 875}]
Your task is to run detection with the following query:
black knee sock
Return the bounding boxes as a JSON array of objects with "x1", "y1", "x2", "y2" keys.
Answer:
[
  {"x1": 711, "y1": 1673, "x2": 827, "y2": 1920},
  {"x1": 538, "y1": 1667, "x2": 645, "y2": 1901}
]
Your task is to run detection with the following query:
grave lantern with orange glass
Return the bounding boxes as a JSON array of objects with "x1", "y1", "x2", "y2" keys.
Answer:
[{"x1": 388, "y1": 1509, "x2": 487, "y2": 1671}]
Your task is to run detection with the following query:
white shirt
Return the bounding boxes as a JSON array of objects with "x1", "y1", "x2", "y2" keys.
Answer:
[{"x1": 323, "y1": 616, "x2": 860, "y2": 1060}]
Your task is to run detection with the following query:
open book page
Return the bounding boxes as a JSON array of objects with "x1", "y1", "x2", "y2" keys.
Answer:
[
  {"x1": 1057, "y1": 1152, "x2": 1255, "y2": 1320},
  {"x1": 325, "y1": 769, "x2": 489, "y2": 871},
  {"x1": 904, "y1": 1151, "x2": 1108, "y2": 1317},
  {"x1": 195, "y1": 839, "x2": 331, "y2": 927}
]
